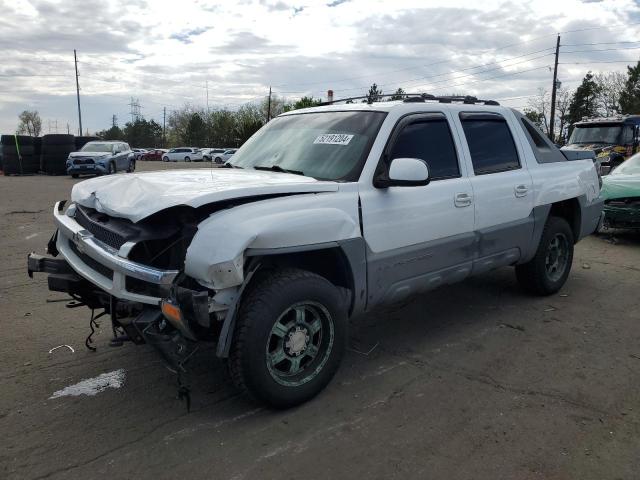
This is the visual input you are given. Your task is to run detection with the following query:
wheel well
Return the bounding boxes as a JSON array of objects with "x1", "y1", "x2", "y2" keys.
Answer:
[
  {"x1": 250, "y1": 248, "x2": 355, "y2": 310},
  {"x1": 549, "y1": 198, "x2": 581, "y2": 242}
]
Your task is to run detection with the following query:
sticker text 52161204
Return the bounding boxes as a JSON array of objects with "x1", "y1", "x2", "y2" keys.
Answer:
[{"x1": 313, "y1": 133, "x2": 354, "y2": 146}]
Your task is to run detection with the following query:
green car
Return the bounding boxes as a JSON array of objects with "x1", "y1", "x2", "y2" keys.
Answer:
[{"x1": 600, "y1": 153, "x2": 640, "y2": 229}]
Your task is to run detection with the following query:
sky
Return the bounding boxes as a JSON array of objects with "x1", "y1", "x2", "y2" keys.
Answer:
[{"x1": 1, "y1": 0, "x2": 639, "y2": 135}]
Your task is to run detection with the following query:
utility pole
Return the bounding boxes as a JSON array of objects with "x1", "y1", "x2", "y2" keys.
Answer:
[
  {"x1": 74, "y1": 49, "x2": 83, "y2": 136},
  {"x1": 206, "y1": 80, "x2": 210, "y2": 113},
  {"x1": 67, "y1": 123, "x2": 70, "y2": 134},
  {"x1": 549, "y1": 35, "x2": 560, "y2": 143},
  {"x1": 112, "y1": 114, "x2": 118, "y2": 128},
  {"x1": 267, "y1": 86, "x2": 272, "y2": 122},
  {"x1": 162, "y1": 107, "x2": 166, "y2": 148}
]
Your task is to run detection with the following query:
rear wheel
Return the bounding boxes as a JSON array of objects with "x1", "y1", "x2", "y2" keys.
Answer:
[
  {"x1": 127, "y1": 160, "x2": 136, "y2": 173},
  {"x1": 162, "y1": 156, "x2": 169, "y2": 162},
  {"x1": 184, "y1": 156, "x2": 191, "y2": 162},
  {"x1": 215, "y1": 157, "x2": 222, "y2": 164},
  {"x1": 71, "y1": 174, "x2": 79, "y2": 178},
  {"x1": 516, "y1": 216, "x2": 574, "y2": 295},
  {"x1": 229, "y1": 268, "x2": 348, "y2": 408}
]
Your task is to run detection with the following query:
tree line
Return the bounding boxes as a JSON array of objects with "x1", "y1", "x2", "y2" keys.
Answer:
[
  {"x1": 523, "y1": 61, "x2": 640, "y2": 143},
  {"x1": 12, "y1": 60, "x2": 640, "y2": 148}
]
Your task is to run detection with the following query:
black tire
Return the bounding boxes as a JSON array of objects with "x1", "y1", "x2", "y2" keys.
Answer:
[
  {"x1": 1, "y1": 135, "x2": 34, "y2": 146},
  {"x1": 184, "y1": 156, "x2": 190, "y2": 162},
  {"x1": 127, "y1": 160, "x2": 135, "y2": 173},
  {"x1": 516, "y1": 216, "x2": 574, "y2": 296},
  {"x1": 42, "y1": 134, "x2": 74, "y2": 146},
  {"x1": 2, "y1": 145, "x2": 35, "y2": 156},
  {"x1": 41, "y1": 144, "x2": 74, "y2": 155},
  {"x1": 71, "y1": 174, "x2": 79, "y2": 178},
  {"x1": 229, "y1": 268, "x2": 348, "y2": 408},
  {"x1": 41, "y1": 153, "x2": 69, "y2": 175},
  {"x1": 2, "y1": 154, "x2": 38, "y2": 174},
  {"x1": 107, "y1": 162, "x2": 115, "y2": 174},
  {"x1": 75, "y1": 136, "x2": 98, "y2": 150},
  {"x1": 162, "y1": 156, "x2": 169, "y2": 162},
  {"x1": 214, "y1": 157, "x2": 222, "y2": 164}
]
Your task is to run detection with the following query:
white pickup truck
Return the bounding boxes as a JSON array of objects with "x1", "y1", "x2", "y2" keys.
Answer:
[{"x1": 28, "y1": 96, "x2": 603, "y2": 408}]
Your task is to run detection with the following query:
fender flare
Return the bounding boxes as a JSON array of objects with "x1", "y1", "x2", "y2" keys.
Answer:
[{"x1": 215, "y1": 238, "x2": 367, "y2": 358}]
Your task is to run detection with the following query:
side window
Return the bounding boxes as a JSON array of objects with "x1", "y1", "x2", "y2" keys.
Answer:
[
  {"x1": 521, "y1": 118, "x2": 549, "y2": 149},
  {"x1": 389, "y1": 117, "x2": 460, "y2": 180},
  {"x1": 622, "y1": 125, "x2": 634, "y2": 144},
  {"x1": 123, "y1": 143, "x2": 130, "y2": 151},
  {"x1": 460, "y1": 114, "x2": 520, "y2": 175}
]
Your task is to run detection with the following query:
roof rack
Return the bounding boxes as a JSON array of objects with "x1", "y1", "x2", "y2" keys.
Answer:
[{"x1": 318, "y1": 93, "x2": 499, "y2": 106}]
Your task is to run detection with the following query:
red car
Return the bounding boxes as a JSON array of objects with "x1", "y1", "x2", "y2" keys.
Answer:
[{"x1": 141, "y1": 149, "x2": 167, "y2": 161}]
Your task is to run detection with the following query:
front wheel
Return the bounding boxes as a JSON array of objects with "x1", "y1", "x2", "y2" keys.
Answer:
[
  {"x1": 516, "y1": 216, "x2": 574, "y2": 295},
  {"x1": 229, "y1": 268, "x2": 348, "y2": 408},
  {"x1": 127, "y1": 160, "x2": 136, "y2": 173},
  {"x1": 107, "y1": 162, "x2": 115, "y2": 174},
  {"x1": 162, "y1": 156, "x2": 169, "y2": 162},
  {"x1": 184, "y1": 156, "x2": 191, "y2": 162}
]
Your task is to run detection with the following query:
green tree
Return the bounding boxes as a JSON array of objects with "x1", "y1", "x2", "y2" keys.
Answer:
[
  {"x1": 286, "y1": 96, "x2": 322, "y2": 111},
  {"x1": 389, "y1": 88, "x2": 406, "y2": 101},
  {"x1": 123, "y1": 119, "x2": 162, "y2": 147},
  {"x1": 235, "y1": 104, "x2": 264, "y2": 145},
  {"x1": 16, "y1": 110, "x2": 42, "y2": 136},
  {"x1": 524, "y1": 108, "x2": 547, "y2": 132},
  {"x1": 207, "y1": 109, "x2": 237, "y2": 147},
  {"x1": 619, "y1": 61, "x2": 640, "y2": 114},
  {"x1": 96, "y1": 125, "x2": 124, "y2": 140},
  {"x1": 566, "y1": 72, "x2": 600, "y2": 126},
  {"x1": 365, "y1": 83, "x2": 383, "y2": 103},
  {"x1": 183, "y1": 113, "x2": 207, "y2": 146}
]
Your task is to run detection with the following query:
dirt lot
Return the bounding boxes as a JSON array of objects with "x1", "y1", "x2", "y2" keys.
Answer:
[{"x1": 1, "y1": 161, "x2": 639, "y2": 480}]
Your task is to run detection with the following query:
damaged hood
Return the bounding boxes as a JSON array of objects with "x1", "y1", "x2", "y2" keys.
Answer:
[
  {"x1": 71, "y1": 168, "x2": 339, "y2": 222},
  {"x1": 601, "y1": 174, "x2": 640, "y2": 200}
]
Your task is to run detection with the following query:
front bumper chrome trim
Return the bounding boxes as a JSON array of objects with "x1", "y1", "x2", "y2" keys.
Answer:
[{"x1": 53, "y1": 201, "x2": 179, "y2": 304}]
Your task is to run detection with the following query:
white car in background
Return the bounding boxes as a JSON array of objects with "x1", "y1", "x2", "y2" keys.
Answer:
[
  {"x1": 162, "y1": 147, "x2": 203, "y2": 162},
  {"x1": 202, "y1": 148, "x2": 226, "y2": 161},
  {"x1": 213, "y1": 148, "x2": 237, "y2": 164}
]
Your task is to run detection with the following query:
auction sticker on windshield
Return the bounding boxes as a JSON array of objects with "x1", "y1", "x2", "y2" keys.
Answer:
[{"x1": 314, "y1": 133, "x2": 354, "y2": 145}]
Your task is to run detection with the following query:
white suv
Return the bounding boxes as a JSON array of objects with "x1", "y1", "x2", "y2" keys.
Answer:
[
  {"x1": 29, "y1": 96, "x2": 603, "y2": 408},
  {"x1": 162, "y1": 147, "x2": 203, "y2": 162}
]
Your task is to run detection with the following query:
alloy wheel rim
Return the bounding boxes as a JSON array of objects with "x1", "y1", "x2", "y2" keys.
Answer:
[
  {"x1": 545, "y1": 233, "x2": 569, "y2": 282},
  {"x1": 266, "y1": 301, "x2": 334, "y2": 387}
]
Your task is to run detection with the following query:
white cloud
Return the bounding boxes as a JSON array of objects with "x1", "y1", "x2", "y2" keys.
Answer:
[{"x1": 0, "y1": 0, "x2": 639, "y2": 133}]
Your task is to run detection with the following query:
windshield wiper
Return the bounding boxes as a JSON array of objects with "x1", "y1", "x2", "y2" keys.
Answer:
[{"x1": 253, "y1": 164, "x2": 305, "y2": 176}]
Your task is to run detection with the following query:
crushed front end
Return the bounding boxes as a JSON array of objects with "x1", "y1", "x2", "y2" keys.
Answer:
[
  {"x1": 28, "y1": 201, "x2": 232, "y2": 401},
  {"x1": 602, "y1": 197, "x2": 640, "y2": 229}
]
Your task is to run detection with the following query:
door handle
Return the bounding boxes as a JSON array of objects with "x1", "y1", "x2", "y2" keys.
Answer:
[
  {"x1": 514, "y1": 184, "x2": 529, "y2": 198},
  {"x1": 454, "y1": 192, "x2": 472, "y2": 208}
]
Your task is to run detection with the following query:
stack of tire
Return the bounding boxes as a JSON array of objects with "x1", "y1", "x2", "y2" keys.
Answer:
[
  {"x1": 75, "y1": 136, "x2": 98, "y2": 151},
  {"x1": 41, "y1": 134, "x2": 75, "y2": 175},
  {"x1": 1, "y1": 135, "x2": 39, "y2": 175}
]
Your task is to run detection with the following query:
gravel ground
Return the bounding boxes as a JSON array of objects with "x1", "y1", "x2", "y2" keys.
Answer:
[{"x1": 1, "y1": 161, "x2": 639, "y2": 480}]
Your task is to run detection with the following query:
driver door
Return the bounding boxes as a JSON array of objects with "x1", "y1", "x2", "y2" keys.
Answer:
[{"x1": 359, "y1": 112, "x2": 475, "y2": 307}]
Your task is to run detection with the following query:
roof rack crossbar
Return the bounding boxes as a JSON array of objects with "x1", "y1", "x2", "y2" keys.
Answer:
[{"x1": 318, "y1": 93, "x2": 499, "y2": 106}]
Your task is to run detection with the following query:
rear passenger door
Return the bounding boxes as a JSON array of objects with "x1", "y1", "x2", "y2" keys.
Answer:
[{"x1": 456, "y1": 112, "x2": 534, "y2": 269}]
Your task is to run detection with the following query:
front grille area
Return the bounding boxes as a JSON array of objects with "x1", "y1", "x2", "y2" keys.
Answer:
[
  {"x1": 74, "y1": 207, "x2": 127, "y2": 250},
  {"x1": 68, "y1": 241, "x2": 114, "y2": 280},
  {"x1": 125, "y1": 276, "x2": 168, "y2": 298},
  {"x1": 73, "y1": 157, "x2": 95, "y2": 165}
]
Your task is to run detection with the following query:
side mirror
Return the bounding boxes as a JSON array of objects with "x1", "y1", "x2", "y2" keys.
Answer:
[{"x1": 376, "y1": 157, "x2": 430, "y2": 188}]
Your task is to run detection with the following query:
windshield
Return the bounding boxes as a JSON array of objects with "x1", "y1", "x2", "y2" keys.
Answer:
[
  {"x1": 229, "y1": 111, "x2": 387, "y2": 180},
  {"x1": 80, "y1": 143, "x2": 114, "y2": 153},
  {"x1": 569, "y1": 124, "x2": 623, "y2": 145},
  {"x1": 611, "y1": 153, "x2": 640, "y2": 175}
]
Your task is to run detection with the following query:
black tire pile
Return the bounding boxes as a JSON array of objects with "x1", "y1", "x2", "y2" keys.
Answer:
[
  {"x1": 75, "y1": 136, "x2": 99, "y2": 150},
  {"x1": 41, "y1": 134, "x2": 75, "y2": 175},
  {"x1": 1, "y1": 135, "x2": 39, "y2": 174}
]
